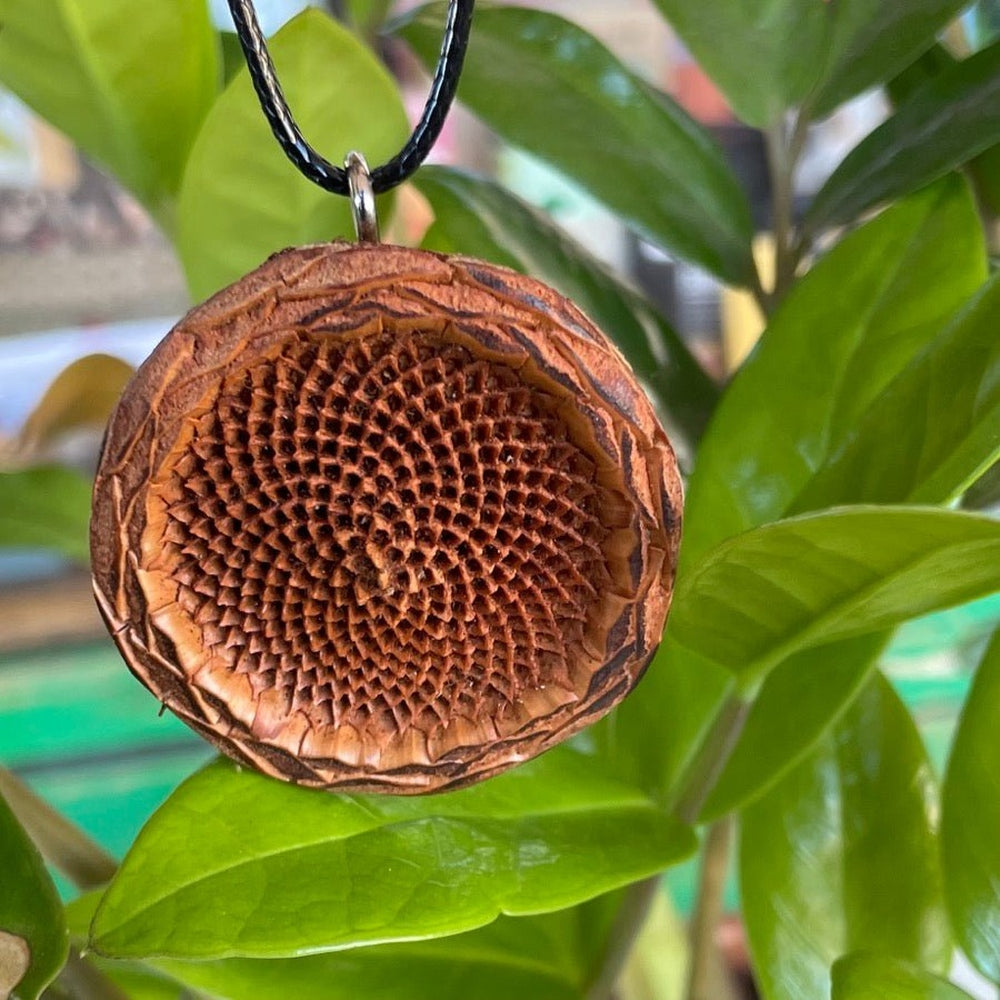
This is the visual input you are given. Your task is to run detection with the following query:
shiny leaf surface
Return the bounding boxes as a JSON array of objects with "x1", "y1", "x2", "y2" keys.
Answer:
[
  {"x1": 697, "y1": 633, "x2": 887, "y2": 820},
  {"x1": 395, "y1": 4, "x2": 755, "y2": 286},
  {"x1": 741, "y1": 676, "x2": 950, "y2": 1000},
  {"x1": 90, "y1": 751, "x2": 694, "y2": 959},
  {"x1": 791, "y1": 273, "x2": 1000, "y2": 510},
  {"x1": 177, "y1": 9, "x2": 408, "y2": 300},
  {"x1": 670, "y1": 506, "x2": 1000, "y2": 690},
  {"x1": 0, "y1": 0, "x2": 218, "y2": 218},
  {"x1": 151, "y1": 901, "x2": 617, "y2": 1000},
  {"x1": 648, "y1": 0, "x2": 965, "y2": 126},
  {"x1": 940, "y1": 631, "x2": 1000, "y2": 984},
  {"x1": 810, "y1": 0, "x2": 970, "y2": 117},
  {"x1": 832, "y1": 953, "x2": 974, "y2": 1000},
  {"x1": 0, "y1": 466, "x2": 92, "y2": 563},
  {"x1": 608, "y1": 181, "x2": 986, "y2": 810},
  {"x1": 683, "y1": 179, "x2": 986, "y2": 568},
  {"x1": 0, "y1": 793, "x2": 67, "y2": 1000},
  {"x1": 416, "y1": 166, "x2": 719, "y2": 447},
  {"x1": 808, "y1": 42, "x2": 1000, "y2": 232}
]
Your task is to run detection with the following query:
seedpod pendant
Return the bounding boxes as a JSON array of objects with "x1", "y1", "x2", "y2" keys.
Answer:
[{"x1": 90, "y1": 0, "x2": 683, "y2": 793}]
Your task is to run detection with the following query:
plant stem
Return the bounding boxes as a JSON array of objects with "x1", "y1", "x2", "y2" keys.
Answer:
[
  {"x1": 765, "y1": 110, "x2": 811, "y2": 305},
  {"x1": 685, "y1": 817, "x2": 736, "y2": 1000},
  {"x1": 670, "y1": 693, "x2": 752, "y2": 826},
  {"x1": 765, "y1": 122, "x2": 795, "y2": 303},
  {"x1": 585, "y1": 876, "x2": 663, "y2": 1000},
  {"x1": 0, "y1": 767, "x2": 116, "y2": 890}
]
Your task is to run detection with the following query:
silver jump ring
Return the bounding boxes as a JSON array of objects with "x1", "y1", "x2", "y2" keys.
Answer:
[{"x1": 345, "y1": 151, "x2": 380, "y2": 244}]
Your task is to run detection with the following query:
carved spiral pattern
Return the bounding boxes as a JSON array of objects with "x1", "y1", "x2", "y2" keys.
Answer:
[{"x1": 91, "y1": 243, "x2": 683, "y2": 792}]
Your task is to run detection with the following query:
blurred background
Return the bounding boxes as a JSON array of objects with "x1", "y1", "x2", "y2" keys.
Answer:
[{"x1": 1, "y1": 2, "x2": 999, "y2": 991}]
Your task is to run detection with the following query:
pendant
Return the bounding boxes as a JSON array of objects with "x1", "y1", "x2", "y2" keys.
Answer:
[{"x1": 91, "y1": 155, "x2": 682, "y2": 793}]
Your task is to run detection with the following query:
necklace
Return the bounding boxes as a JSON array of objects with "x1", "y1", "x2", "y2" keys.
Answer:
[{"x1": 90, "y1": 0, "x2": 683, "y2": 794}]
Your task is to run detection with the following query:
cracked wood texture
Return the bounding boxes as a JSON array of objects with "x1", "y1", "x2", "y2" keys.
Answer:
[{"x1": 91, "y1": 242, "x2": 683, "y2": 793}]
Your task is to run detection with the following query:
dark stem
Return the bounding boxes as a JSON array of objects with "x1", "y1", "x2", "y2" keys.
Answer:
[
  {"x1": 0, "y1": 767, "x2": 117, "y2": 890},
  {"x1": 584, "y1": 876, "x2": 663, "y2": 1000},
  {"x1": 685, "y1": 817, "x2": 737, "y2": 1000}
]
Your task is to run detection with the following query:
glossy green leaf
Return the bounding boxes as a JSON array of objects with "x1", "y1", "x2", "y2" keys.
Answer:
[
  {"x1": 684, "y1": 179, "x2": 986, "y2": 568},
  {"x1": 0, "y1": 793, "x2": 68, "y2": 1000},
  {"x1": 887, "y1": 42, "x2": 1000, "y2": 223},
  {"x1": 808, "y1": 42, "x2": 1000, "y2": 232},
  {"x1": 741, "y1": 676, "x2": 951, "y2": 1000},
  {"x1": 0, "y1": 0, "x2": 218, "y2": 220},
  {"x1": 810, "y1": 1, "x2": 970, "y2": 118},
  {"x1": 90, "y1": 750, "x2": 694, "y2": 959},
  {"x1": 177, "y1": 9, "x2": 409, "y2": 300},
  {"x1": 792, "y1": 273, "x2": 1000, "y2": 510},
  {"x1": 415, "y1": 166, "x2": 720, "y2": 447},
  {"x1": 640, "y1": 180, "x2": 988, "y2": 816},
  {"x1": 609, "y1": 182, "x2": 987, "y2": 810},
  {"x1": 648, "y1": 0, "x2": 965, "y2": 126},
  {"x1": 697, "y1": 633, "x2": 887, "y2": 821},
  {"x1": 77, "y1": 889, "x2": 618, "y2": 1000},
  {"x1": 395, "y1": 4, "x2": 755, "y2": 287},
  {"x1": 940, "y1": 631, "x2": 1000, "y2": 984},
  {"x1": 832, "y1": 954, "x2": 975, "y2": 1000},
  {"x1": 671, "y1": 506, "x2": 1000, "y2": 691},
  {"x1": 151, "y1": 901, "x2": 617, "y2": 1000},
  {"x1": 0, "y1": 466, "x2": 92, "y2": 563}
]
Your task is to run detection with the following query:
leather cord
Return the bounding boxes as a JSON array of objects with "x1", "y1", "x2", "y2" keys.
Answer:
[{"x1": 227, "y1": 0, "x2": 475, "y2": 195}]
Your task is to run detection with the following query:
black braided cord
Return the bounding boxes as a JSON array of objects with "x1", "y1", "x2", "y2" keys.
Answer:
[{"x1": 227, "y1": 0, "x2": 475, "y2": 196}]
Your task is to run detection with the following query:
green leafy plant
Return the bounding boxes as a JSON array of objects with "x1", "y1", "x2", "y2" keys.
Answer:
[{"x1": 1, "y1": 1, "x2": 999, "y2": 998}]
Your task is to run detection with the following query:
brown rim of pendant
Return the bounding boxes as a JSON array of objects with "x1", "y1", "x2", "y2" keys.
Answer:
[{"x1": 91, "y1": 242, "x2": 683, "y2": 793}]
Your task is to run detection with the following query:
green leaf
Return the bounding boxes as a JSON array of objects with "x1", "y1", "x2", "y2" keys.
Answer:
[
  {"x1": 741, "y1": 676, "x2": 951, "y2": 1000},
  {"x1": 697, "y1": 633, "x2": 887, "y2": 821},
  {"x1": 791, "y1": 273, "x2": 1000, "y2": 509},
  {"x1": 647, "y1": 0, "x2": 965, "y2": 126},
  {"x1": 684, "y1": 178, "x2": 986, "y2": 568},
  {"x1": 832, "y1": 953, "x2": 975, "y2": 1000},
  {"x1": 811, "y1": 1, "x2": 970, "y2": 118},
  {"x1": 0, "y1": 0, "x2": 218, "y2": 220},
  {"x1": 611, "y1": 181, "x2": 986, "y2": 810},
  {"x1": 670, "y1": 506, "x2": 1000, "y2": 692},
  {"x1": 177, "y1": 9, "x2": 409, "y2": 300},
  {"x1": 0, "y1": 792, "x2": 68, "y2": 1000},
  {"x1": 887, "y1": 42, "x2": 1000, "y2": 222},
  {"x1": 587, "y1": 636, "x2": 733, "y2": 808},
  {"x1": 415, "y1": 166, "x2": 720, "y2": 448},
  {"x1": 394, "y1": 4, "x2": 755, "y2": 287},
  {"x1": 81, "y1": 891, "x2": 620, "y2": 1000},
  {"x1": 219, "y1": 31, "x2": 247, "y2": 86},
  {"x1": 345, "y1": 0, "x2": 394, "y2": 37},
  {"x1": 808, "y1": 42, "x2": 1000, "y2": 233},
  {"x1": 90, "y1": 750, "x2": 694, "y2": 959},
  {"x1": 636, "y1": 179, "x2": 989, "y2": 817},
  {"x1": 152, "y1": 901, "x2": 616, "y2": 1000},
  {"x1": 940, "y1": 631, "x2": 1000, "y2": 984},
  {"x1": 0, "y1": 466, "x2": 92, "y2": 563}
]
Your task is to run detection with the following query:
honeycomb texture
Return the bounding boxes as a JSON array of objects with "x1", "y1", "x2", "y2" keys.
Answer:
[{"x1": 91, "y1": 243, "x2": 683, "y2": 792}]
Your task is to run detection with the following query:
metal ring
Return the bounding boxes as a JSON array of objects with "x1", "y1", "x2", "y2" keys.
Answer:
[{"x1": 345, "y1": 151, "x2": 379, "y2": 244}]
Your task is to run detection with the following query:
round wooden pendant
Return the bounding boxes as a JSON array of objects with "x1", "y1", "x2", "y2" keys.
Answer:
[{"x1": 91, "y1": 243, "x2": 683, "y2": 793}]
